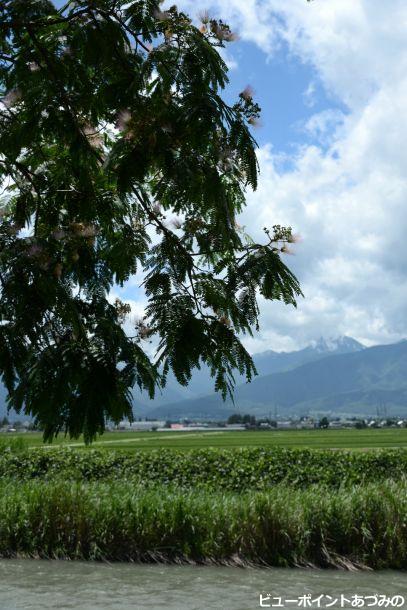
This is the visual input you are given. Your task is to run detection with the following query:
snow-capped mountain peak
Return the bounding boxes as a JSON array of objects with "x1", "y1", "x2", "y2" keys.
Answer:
[{"x1": 311, "y1": 336, "x2": 364, "y2": 353}]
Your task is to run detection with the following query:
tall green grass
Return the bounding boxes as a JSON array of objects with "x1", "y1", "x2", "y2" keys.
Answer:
[
  {"x1": 0, "y1": 479, "x2": 407, "y2": 568},
  {"x1": 0, "y1": 436, "x2": 27, "y2": 453}
]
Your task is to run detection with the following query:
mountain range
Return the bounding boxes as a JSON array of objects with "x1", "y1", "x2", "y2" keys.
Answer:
[
  {"x1": 133, "y1": 335, "x2": 363, "y2": 415},
  {"x1": 144, "y1": 337, "x2": 407, "y2": 420},
  {"x1": 3, "y1": 335, "x2": 407, "y2": 421}
]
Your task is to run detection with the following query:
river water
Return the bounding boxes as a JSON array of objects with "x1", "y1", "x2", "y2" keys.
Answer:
[{"x1": 0, "y1": 560, "x2": 406, "y2": 610}]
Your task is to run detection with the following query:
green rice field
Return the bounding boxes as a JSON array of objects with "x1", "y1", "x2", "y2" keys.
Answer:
[{"x1": 5, "y1": 427, "x2": 407, "y2": 451}]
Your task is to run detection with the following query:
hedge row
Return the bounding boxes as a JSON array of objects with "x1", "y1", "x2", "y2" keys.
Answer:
[{"x1": 0, "y1": 447, "x2": 406, "y2": 489}]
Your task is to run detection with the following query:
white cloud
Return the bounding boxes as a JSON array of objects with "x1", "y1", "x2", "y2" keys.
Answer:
[
  {"x1": 303, "y1": 80, "x2": 317, "y2": 108},
  {"x1": 162, "y1": 0, "x2": 407, "y2": 351},
  {"x1": 219, "y1": 47, "x2": 238, "y2": 71},
  {"x1": 171, "y1": 0, "x2": 407, "y2": 110},
  {"x1": 302, "y1": 108, "x2": 345, "y2": 144},
  {"x1": 240, "y1": 96, "x2": 407, "y2": 349}
]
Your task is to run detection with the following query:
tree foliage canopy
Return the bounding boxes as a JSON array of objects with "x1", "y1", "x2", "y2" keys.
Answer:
[{"x1": 0, "y1": 0, "x2": 302, "y2": 442}]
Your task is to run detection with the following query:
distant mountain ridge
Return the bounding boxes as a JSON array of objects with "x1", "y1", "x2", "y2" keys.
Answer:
[
  {"x1": 253, "y1": 335, "x2": 363, "y2": 377},
  {"x1": 133, "y1": 335, "x2": 365, "y2": 414},
  {"x1": 147, "y1": 339, "x2": 407, "y2": 420}
]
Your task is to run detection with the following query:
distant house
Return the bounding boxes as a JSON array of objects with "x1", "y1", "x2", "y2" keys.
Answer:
[
  {"x1": 329, "y1": 420, "x2": 355, "y2": 429},
  {"x1": 188, "y1": 423, "x2": 209, "y2": 429},
  {"x1": 117, "y1": 420, "x2": 165, "y2": 431},
  {"x1": 297, "y1": 422, "x2": 315, "y2": 429},
  {"x1": 129, "y1": 421, "x2": 165, "y2": 431},
  {"x1": 276, "y1": 421, "x2": 293, "y2": 429}
]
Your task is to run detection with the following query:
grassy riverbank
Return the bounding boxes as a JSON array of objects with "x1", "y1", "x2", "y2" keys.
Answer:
[
  {"x1": 2, "y1": 446, "x2": 407, "y2": 568},
  {"x1": 0, "y1": 479, "x2": 407, "y2": 569}
]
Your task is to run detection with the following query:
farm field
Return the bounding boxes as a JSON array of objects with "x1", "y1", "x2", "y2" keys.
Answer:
[{"x1": 5, "y1": 427, "x2": 407, "y2": 451}]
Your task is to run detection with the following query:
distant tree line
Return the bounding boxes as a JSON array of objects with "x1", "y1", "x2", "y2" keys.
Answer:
[{"x1": 227, "y1": 414, "x2": 277, "y2": 427}]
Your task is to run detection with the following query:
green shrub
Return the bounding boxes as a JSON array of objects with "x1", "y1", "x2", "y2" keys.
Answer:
[{"x1": 0, "y1": 447, "x2": 406, "y2": 489}]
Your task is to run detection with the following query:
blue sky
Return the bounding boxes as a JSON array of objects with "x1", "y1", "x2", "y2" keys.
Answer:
[
  {"x1": 222, "y1": 40, "x2": 346, "y2": 156},
  {"x1": 51, "y1": 1, "x2": 407, "y2": 353}
]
